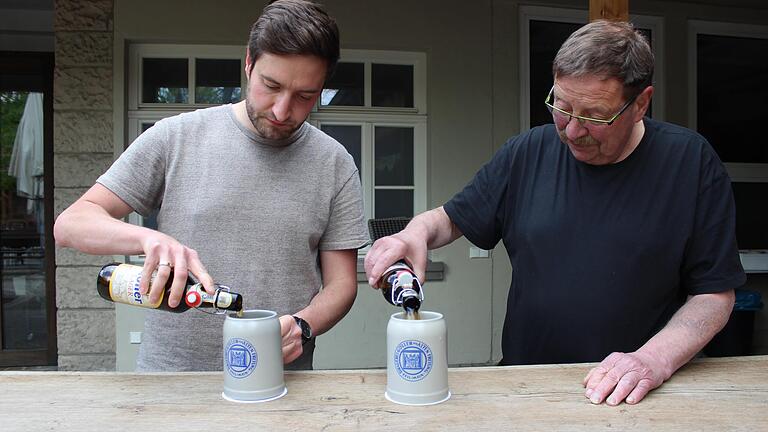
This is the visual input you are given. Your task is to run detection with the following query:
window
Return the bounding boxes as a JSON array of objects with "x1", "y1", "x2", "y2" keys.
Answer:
[
  {"x1": 0, "y1": 52, "x2": 56, "y2": 367},
  {"x1": 310, "y1": 50, "x2": 428, "y2": 221},
  {"x1": 689, "y1": 21, "x2": 768, "y2": 256},
  {"x1": 519, "y1": 6, "x2": 665, "y2": 130},
  {"x1": 126, "y1": 44, "x2": 245, "y2": 232}
]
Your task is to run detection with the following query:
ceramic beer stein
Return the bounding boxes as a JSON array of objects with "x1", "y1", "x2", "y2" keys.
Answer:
[
  {"x1": 222, "y1": 309, "x2": 287, "y2": 403},
  {"x1": 386, "y1": 311, "x2": 451, "y2": 405}
]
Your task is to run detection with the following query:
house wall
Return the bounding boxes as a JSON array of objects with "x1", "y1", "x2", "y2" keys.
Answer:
[
  {"x1": 51, "y1": 0, "x2": 768, "y2": 371},
  {"x1": 53, "y1": 0, "x2": 116, "y2": 370}
]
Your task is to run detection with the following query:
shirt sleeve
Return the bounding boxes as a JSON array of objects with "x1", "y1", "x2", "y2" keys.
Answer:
[
  {"x1": 444, "y1": 139, "x2": 517, "y2": 251},
  {"x1": 319, "y1": 165, "x2": 369, "y2": 251},
  {"x1": 96, "y1": 120, "x2": 169, "y2": 217},
  {"x1": 682, "y1": 143, "x2": 746, "y2": 294}
]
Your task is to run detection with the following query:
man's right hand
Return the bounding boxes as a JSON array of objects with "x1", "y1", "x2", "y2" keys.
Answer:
[
  {"x1": 139, "y1": 231, "x2": 216, "y2": 308},
  {"x1": 54, "y1": 183, "x2": 216, "y2": 308},
  {"x1": 364, "y1": 230, "x2": 428, "y2": 289}
]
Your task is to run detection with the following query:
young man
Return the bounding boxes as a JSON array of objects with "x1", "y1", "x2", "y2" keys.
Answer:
[
  {"x1": 365, "y1": 20, "x2": 744, "y2": 405},
  {"x1": 55, "y1": 0, "x2": 368, "y2": 371}
]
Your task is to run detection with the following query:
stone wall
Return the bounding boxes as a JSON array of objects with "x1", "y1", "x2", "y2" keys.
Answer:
[{"x1": 53, "y1": 0, "x2": 115, "y2": 371}]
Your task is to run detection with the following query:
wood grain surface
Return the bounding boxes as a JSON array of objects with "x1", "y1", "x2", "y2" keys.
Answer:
[{"x1": 1, "y1": 356, "x2": 766, "y2": 431}]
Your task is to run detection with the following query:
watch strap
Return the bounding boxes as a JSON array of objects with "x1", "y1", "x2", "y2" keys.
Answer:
[{"x1": 293, "y1": 316, "x2": 312, "y2": 345}]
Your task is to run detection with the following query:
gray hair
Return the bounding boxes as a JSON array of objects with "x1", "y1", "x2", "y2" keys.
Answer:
[{"x1": 553, "y1": 20, "x2": 654, "y2": 99}]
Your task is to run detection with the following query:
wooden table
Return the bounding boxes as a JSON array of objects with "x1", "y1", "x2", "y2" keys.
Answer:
[{"x1": 2, "y1": 356, "x2": 766, "y2": 431}]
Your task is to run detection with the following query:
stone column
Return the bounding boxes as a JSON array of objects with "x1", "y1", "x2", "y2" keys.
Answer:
[{"x1": 53, "y1": 0, "x2": 116, "y2": 371}]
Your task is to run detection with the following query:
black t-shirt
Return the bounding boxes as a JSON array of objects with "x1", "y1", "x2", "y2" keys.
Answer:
[{"x1": 444, "y1": 118, "x2": 746, "y2": 365}]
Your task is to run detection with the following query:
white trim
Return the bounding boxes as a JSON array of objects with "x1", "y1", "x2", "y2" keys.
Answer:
[
  {"x1": 518, "y1": 6, "x2": 665, "y2": 131},
  {"x1": 688, "y1": 20, "x2": 768, "y2": 183}
]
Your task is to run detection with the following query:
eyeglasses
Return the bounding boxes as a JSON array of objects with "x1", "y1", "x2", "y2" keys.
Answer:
[{"x1": 545, "y1": 86, "x2": 638, "y2": 127}]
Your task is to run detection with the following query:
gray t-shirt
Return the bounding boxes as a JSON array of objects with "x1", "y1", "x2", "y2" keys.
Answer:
[{"x1": 97, "y1": 105, "x2": 368, "y2": 371}]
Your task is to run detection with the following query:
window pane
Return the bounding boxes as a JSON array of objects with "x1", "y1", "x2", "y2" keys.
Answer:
[
  {"x1": 732, "y1": 182, "x2": 768, "y2": 250},
  {"x1": 322, "y1": 62, "x2": 364, "y2": 106},
  {"x1": 375, "y1": 189, "x2": 413, "y2": 219},
  {"x1": 142, "y1": 58, "x2": 189, "y2": 103},
  {"x1": 1, "y1": 91, "x2": 48, "y2": 350},
  {"x1": 375, "y1": 126, "x2": 413, "y2": 186},
  {"x1": 372, "y1": 64, "x2": 413, "y2": 107},
  {"x1": 195, "y1": 58, "x2": 242, "y2": 104},
  {"x1": 697, "y1": 34, "x2": 768, "y2": 163},
  {"x1": 321, "y1": 125, "x2": 362, "y2": 173},
  {"x1": 141, "y1": 122, "x2": 154, "y2": 133},
  {"x1": 529, "y1": 20, "x2": 581, "y2": 128}
]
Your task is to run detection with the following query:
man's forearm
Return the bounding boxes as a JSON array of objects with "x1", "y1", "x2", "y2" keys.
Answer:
[
  {"x1": 406, "y1": 206, "x2": 463, "y2": 250},
  {"x1": 54, "y1": 200, "x2": 148, "y2": 256},
  {"x1": 636, "y1": 290, "x2": 735, "y2": 379},
  {"x1": 295, "y1": 249, "x2": 358, "y2": 336}
]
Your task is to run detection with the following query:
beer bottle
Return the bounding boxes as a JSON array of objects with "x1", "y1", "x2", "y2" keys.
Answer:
[
  {"x1": 379, "y1": 261, "x2": 424, "y2": 317},
  {"x1": 96, "y1": 262, "x2": 243, "y2": 313}
]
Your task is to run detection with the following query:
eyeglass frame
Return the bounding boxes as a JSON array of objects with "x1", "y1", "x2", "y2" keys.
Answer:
[{"x1": 544, "y1": 85, "x2": 639, "y2": 127}]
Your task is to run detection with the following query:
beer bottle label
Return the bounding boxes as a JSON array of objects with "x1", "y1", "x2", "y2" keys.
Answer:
[{"x1": 109, "y1": 264, "x2": 163, "y2": 309}]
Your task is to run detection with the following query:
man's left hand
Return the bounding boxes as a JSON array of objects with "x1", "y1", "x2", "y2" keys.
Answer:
[
  {"x1": 278, "y1": 315, "x2": 303, "y2": 364},
  {"x1": 583, "y1": 351, "x2": 669, "y2": 405}
]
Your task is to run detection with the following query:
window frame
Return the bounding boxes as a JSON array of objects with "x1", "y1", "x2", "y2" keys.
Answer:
[
  {"x1": 314, "y1": 49, "x2": 427, "y2": 115},
  {"x1": 310, "y1": 113, "x2": 428, "y2": 222},
  {"x1": 310, "y1": 49, "x2": 428, "y2": 226},
  {"x1": 0, "y1": 51, "x2": 56, "y2": 367},
  {"x1": 518, "y1": 5, "x2": 666, "y2": 131},
  {"x1": 127, "y1": 44, "x2": 246, "y2": 111},
  {"x1": 687, "y1": 20, "x2": 768, "y2": 183}
]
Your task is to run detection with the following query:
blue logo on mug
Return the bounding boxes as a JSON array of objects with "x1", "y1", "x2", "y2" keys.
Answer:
[
  {"x1": 225, "y1": 337, "x2": 258, "y2": 378},
  {"x1": 394, "y1": 340, "x2": 433, "y2": 382}
]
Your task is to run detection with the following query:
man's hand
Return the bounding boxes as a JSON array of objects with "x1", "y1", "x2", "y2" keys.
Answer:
[
  {"x1": 583, "y1": 351, "x2": 669, "y2": 405},
  {"x1": 364, "y1": 232, "x2": 428, "y2": 288},
  {"x1": 279, "y1": 315, "x2": 303, "y2": 364},
  {"x1": 138, "y1": 231, "x2": 216, "y2": 308}
]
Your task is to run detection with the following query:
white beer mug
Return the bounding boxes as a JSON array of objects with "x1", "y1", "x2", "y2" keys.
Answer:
[
  {"x1": 386, "y1": 311, "x2": 451, "y2": 405},
  {"x1": 222, "y1": 309, "x2": 287, "y2": 403}
]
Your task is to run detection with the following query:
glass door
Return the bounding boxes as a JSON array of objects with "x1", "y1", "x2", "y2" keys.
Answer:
[{"x1": 0, "y1": 52, "x2": 56, "y2": 367}]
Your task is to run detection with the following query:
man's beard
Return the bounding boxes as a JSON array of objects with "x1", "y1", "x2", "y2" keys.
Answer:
[{"x1": 245, "y1": 97, "x2": 299, "y2": 140}]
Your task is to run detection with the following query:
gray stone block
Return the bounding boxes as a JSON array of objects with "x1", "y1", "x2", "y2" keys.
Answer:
[
  {"x1": 57, "y1": 354, "x2": 115, "y2": 371},
  {"x1": 55, "y1": 110, "x2": 113, "y2": 153},
  {"x1": 55, "y1": 246, "x2": 111, "y2": 266},
  {"x1": 54, "y1": 0, "x2": 113, "y2": 32},
  {"x1": 54, "y1": 152, "x2": 113, "y2": 188},
  {"x1": 55, "y1": 31, "x2": 113, "y2": 66},
  {"x1": 53, "y1": 187, "x2": 87, "y2": 216},
  {"x1": 54, "y1": 66, "x2": 112, "y2": 110},
  {"x1": 56, "y1": 309, "x2": 115, "y2": 355},
  {"x1": 56, "y1": 266, "x2": 112, "y2": 309}
]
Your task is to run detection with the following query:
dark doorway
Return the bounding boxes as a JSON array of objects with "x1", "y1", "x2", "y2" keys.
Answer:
[{"x1": 0, "y1": 51, "x2": 56, "y2": 367}]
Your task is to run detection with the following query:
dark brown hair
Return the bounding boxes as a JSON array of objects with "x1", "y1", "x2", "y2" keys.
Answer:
[
  {"x1": 247, "y1": 0, "x2": 339, "y2": 78},
  {"x1": 553, "y1": 20, "x2": 654, "y2": 99}
]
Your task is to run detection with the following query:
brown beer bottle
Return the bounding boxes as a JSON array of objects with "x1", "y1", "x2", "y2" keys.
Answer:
[
  {"x1": 379, "y1": 260, "x2": 424, "y2": 316},
  {"x1": 97, "y1": 262, "x2": 243, "y2": 313}
]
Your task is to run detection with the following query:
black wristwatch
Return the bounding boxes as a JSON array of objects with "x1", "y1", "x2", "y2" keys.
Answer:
[{"x1": 293, "y1": 316, "x2": 312, "y2": 345}]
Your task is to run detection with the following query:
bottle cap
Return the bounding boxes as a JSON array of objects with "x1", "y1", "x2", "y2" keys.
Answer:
[{"x1": 185, "y1": 290, "x2": 202, "y2": 308}]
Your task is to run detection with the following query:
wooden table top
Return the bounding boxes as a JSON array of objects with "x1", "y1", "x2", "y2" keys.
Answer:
[{"x1": 2, "y1": 355, "x2": 767, "y2": 431}]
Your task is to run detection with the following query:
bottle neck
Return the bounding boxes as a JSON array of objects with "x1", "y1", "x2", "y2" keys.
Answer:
[{"x1": 188, "y1": 284, "x2": 243, "y2": 311}]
